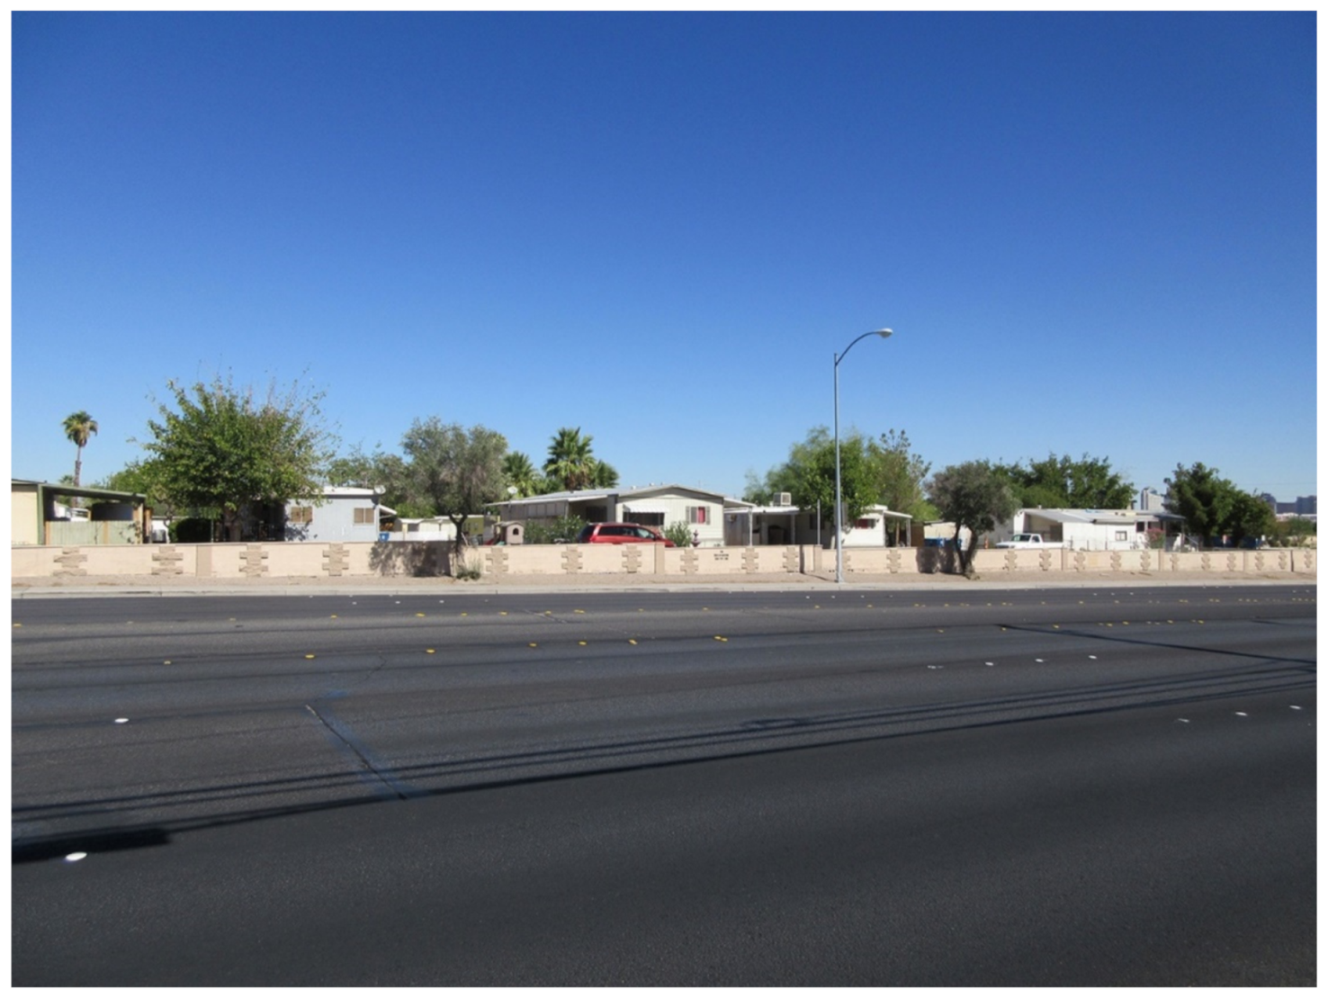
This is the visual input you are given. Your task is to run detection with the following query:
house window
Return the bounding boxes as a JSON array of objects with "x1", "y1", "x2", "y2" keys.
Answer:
[
  {"x1": 687, "y1": 506, "x2": 708, "y2": 524},
  {"x1": 1115, "y1": 530, "x2": 1128, "y2": 542},
  {"x1": 288, "y1": 506, "x2": 313, "y2": 524},
  {"x1": 631, "y1": 512, "x2": 664, "y2": 527},
  {"x1": 354, "y1": 508, "x2": 376, "y2": 525}
]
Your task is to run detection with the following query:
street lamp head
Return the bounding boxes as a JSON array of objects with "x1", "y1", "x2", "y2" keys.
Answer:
[{"x1": 873, "y1": 328, "x2": 893, "y2": 339}]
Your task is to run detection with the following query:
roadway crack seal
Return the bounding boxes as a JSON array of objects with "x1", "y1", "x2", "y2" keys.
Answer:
[{"x1": 304, "y1": 703, "x2": 420, "y2": 801}]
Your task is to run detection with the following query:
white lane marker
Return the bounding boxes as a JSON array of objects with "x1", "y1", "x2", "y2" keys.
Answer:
[
  {"x1": 65, "y1": 852, "x2": 88, "y2": 862},
  {"x1": 114, "y1": 718, "x2": 129, "y2": 724},
  {"x1": 1234, "y1": 712, "x2": 1248, "y2": 717},
  {"x1": 1290, "y1": 705, "x2": 1303, "y2": 711}
]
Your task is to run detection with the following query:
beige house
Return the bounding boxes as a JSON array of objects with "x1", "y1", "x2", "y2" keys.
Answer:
[
  {"x1": 11, "y1": 479, "x2": 147, "y2": 546},
  {"x1": 488, "y1": 484, "x2": 728, "y2": 546}
]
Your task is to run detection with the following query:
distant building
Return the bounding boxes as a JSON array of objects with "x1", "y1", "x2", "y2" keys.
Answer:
[
  {"x1": 1260, "y1": 494, "x2": 1316, "y2": 516},
  {"x1": 1138, "y1": 487, "x2": 1166, "y2": 512}
]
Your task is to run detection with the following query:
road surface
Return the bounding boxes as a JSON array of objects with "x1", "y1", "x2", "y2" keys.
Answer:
[{"x1": 12, "y1": 584, "x2": 1316, "y2": 984}]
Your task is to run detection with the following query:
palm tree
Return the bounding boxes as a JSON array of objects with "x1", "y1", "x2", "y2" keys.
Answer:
[
  {"x1": 502, "y1": 451, "x2": 542, "y2": 497},
  {"x1": 544, "y1": 427, "x2": 596, "y2": 492},
  {"x1": 589, "y1": 459, "x2": 619, "y2": 489},
  {"x1": 62, "y1": 411, "x2": 98, "y2": 487}
]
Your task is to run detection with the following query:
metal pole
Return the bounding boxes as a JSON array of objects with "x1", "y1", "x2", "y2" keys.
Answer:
[
  {"x1": 832, "y1": 328, "x2": 893, "y2": 584},
  {"x1": 834, "y1": 351, "x2": 843, "y2": 584}
]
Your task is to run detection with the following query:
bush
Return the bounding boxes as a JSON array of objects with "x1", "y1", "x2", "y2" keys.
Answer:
[
  {"x1": 171, "y1": 517, "x2": 214, "y2": 543},
  {"x1": 664, "y1": 522, "x2": 694, "y2": 548},
  {"x1": 523, "y1": 515, "x2": 587, "y2": 544}
]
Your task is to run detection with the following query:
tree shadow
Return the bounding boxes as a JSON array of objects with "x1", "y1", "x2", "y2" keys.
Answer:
[
  {"x1": 916, "y1": 546, "x2": 958, "y2": 574},
  {"x1": 366, "y1": 540, "x2": 455, "y2": 577}
]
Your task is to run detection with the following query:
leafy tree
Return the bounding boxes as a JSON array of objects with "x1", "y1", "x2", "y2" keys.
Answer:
[
  {"x1": 401, "y1": 417, "x2": 507, "y2": 562},
  {"x1": 97, "y1": 459, "x2": 173, "y2": 516},
  {"x1": 62, "y1": 411, "x2": 98, "y2": 487},
  {"x1": 867, "y1": 429, "x2": 935, "y2": 522},
  {"x1": 544, "y1": 427, "x2": 596, "y2": 491},
  {"x1": 1226, "y1": 489, "x2": 1276, "y2": 547},
  {"x1": 995, "y1": 453, "x2": 1134, "y2": 510},
  {"x1": 141, "y1": 376, "x2": 334, "y2": 541},
  {"x1": 327, "y1": 445, "x2": 416, "y2": 516},
  {"x1": 1270, "y1": 515, "x2": 1316, "y2": 547},
  {"x1": 754, "y1": 426, "x2": 879, "y2": 531},
  {"x1": 1164, "y1": 463, "x2": 1236, "y2": 547},
  {"x1": 927, "y1": 460, "x2": 1019, "y2": 577}
]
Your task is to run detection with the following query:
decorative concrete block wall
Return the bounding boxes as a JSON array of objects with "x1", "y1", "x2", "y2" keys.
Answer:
[{"x1": 10, "y1": 540, "x2": 1317, "y2": 582}]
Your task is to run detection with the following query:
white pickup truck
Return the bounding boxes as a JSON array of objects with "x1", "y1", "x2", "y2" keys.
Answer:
[{"x1": 995, "y1": 533, "x2": 1063, "y2": 549}]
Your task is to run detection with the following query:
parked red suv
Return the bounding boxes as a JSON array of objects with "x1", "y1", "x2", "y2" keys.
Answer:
[{"x1": 576, "y1": 522, "x2": 675, "y2": 546}]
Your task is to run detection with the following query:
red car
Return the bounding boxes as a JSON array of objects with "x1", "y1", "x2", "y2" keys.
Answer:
[{"x1": 576, "y1": 522, "x2": 675, "y2": 546}]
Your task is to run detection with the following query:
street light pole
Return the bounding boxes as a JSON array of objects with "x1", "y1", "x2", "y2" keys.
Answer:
[{"x1": 834, "y1": 328, "x2": 893, "y2": 584}]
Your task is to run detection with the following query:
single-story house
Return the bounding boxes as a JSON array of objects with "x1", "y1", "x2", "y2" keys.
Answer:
[
  {"x1": 488, "y1": 484, "x2": 728, "y2": 547},
  {"x1": 11, "y1": 479, "x2": 148, "y2": 545},
  {"x1": 723, "y1": 499, "x2": 912, "y2": 547},
  {"x1": 284, "y1": 486, "x2": 393, "y2": 542},
  {"x1": 991, "y1": 508, "x2": 1187, "y2": 551}
]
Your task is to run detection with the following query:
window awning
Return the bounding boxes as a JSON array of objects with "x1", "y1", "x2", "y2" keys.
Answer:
[{"x1": 623, "y1": 503, "x2": 669, "y2": 514}]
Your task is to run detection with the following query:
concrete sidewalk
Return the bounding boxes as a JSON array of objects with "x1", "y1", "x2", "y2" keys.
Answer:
[{"x1": 11, "y1": 570, "x2": 1316, "y2": 598}]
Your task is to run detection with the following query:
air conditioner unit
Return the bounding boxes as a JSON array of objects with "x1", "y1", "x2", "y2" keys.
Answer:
[{"x1": 777, "y1": 492, "x2": 792, "y2": 507}]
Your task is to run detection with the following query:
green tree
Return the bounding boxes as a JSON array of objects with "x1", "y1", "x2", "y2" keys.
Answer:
[
  {"x1": 867, "y1": 429, "x2": 935, "y2": 522},
  {"x1": 141, "y1": 376, "x2": 333, "y2": 541},
  {"x1": 755, "y1": 427, "x2": 879, "y2": 532},
  {"x1": 1226, "y1": 489, "x2": 1276, "y2": 547},
  {"x1": 544, "y1": 427, "x2": 596, "y2": 491},
  {"x1": 62, "y1": 411, "x2": 99, "y2": 487},
  {"x1": 995, "y1": 453, "x2": 1134, "y2": 510},
  {"x1": 1164, "y1": 462, "x2": 1236, "y2": 547},
  {"x1": 327, "y1": 445, "x2": 415, "y2": 514},
  {"x1": 927, "y1": 460, "x2": 1019, "y2": 577},
  {"x1": 401, "y1": 417, "x2": 508, "y2": 562},
  {"x1": 97, "y1": 459, "x2": 172, "y2": 515},
  {"x1": 1270, "y1": 515, "x2": 1316, "y2": 547}
]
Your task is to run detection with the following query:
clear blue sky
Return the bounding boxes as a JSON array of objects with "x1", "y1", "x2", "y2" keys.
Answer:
[{"x1": 12, "y1": 12, "x2": 1318, "y2": 503}]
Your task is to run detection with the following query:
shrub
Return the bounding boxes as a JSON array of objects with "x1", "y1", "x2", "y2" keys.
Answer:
[
  {"x1": 664, "y1": 521, "x2": 694, "y2": 548},
  {"x1": 523, "y1": 515, "x2": 587, "y2": 544},
  {"x1": 171, "y1": 517, "x2": 214, "y2": 543}
]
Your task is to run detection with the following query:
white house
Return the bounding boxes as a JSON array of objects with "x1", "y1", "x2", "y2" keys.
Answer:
[
  {"x1": 285, "y1": 487, "x2": 391, "y2": 542},
  {"x1": 723, "y1": 498, "x2": 912, "y2": 547},
  {"x1": 488, "y1": 484, "x2": 728, "y2": 547},
  {"x1": 991, "y1": 508, "x2": 1187, "y2": 551}
]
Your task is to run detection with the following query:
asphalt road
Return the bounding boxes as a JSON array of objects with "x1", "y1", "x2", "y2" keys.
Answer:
[{"x1": 12, "y1": 584, "x2": 1317, "y2": 985}]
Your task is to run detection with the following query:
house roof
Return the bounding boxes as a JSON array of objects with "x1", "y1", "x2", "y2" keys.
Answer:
[
  {"x1": 1021, "y1": 508, "x2": 1185, "y2": 525},
  {"x1": 728, "y1": 501, "x2": 912, "y2": 521},
  {"x1": 492, "y1": 484, "x2": 728, "y2": 508},
  {"x1": 11, "y1": 479, "x2": 145, "y2": 502}
]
